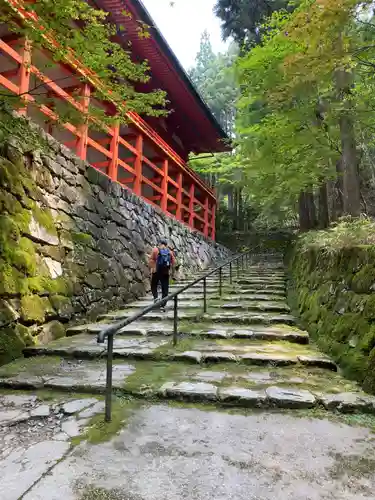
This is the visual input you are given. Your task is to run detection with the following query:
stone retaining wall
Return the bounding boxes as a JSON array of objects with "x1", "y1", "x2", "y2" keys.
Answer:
[
  {"x1": 218, "y1": 230, "x2": 294, "y2": 254},
  {"x1": 0, "y1": 111, "x2": 230, "y2": 365},
  {"x1": 288, "y1": 244, "x2": 375, "y2": 394}
]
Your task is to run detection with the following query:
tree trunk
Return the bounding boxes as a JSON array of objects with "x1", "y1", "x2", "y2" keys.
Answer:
[
  {"x1": 318, "y1": 182, "x2": 329, "y2": 228},
  {"x1": 306, "y1": 191, "x2": 317, "y2": 228},
  {"x1": 238, "y1": 187, "x2": 243, "y2": 231},
  {"x1": 228, "y1": 188, "x2": 234, "y2": 212},
  {"x1": 298, "y1": 192, "x2": 310, "y2": 231},
  {"x1": 298, "y1": 191, "x2": 317, "y2": 231},
  {"x1": 331, "y1": 158, "x2": 344, "y2": 221},
  {"x1": 233, "y1": 188, "x2": 238, "y2": 231},
  {"x1": 335, "y1": 69, "x2": 361, "y2": 216}
]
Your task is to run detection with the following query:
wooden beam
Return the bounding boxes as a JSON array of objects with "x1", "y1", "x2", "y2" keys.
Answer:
[
  {"x1": 108, "y1": 121, "x2": 119, "y2": 182},
  {"x1": 176, "y1": 172, "x2": 182, "y2": 221},
  {"x1": 18, "y1": 37, "x2": 31, "y2": 115},
  {"x1": 204, "y1": 197, "x2": 209, "y2": 238},
  {"x1": 134, "y1": 134, "x2": 143, "y2": 196},
  {"x1": 161, "y1": 159, "x2": 168, "y2": 212},
  {"x1": 211, "y1": 203, "x2": 216, "y2": 240},
  {"x1": 188, "y1": 183, "x2": 195, "y2": 228},
  {"x1": 76, "y1": 83, "x2": 90, "y2": 160}
]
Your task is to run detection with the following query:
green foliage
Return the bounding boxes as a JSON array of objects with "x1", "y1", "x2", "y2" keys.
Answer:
[
  {"x1": 189, "y1": 32, "x2": 238, "y2": 133},
  {"x1": 298, "y1": 216, "x2": 375, "y2": 252},
  {"x1": 233, "y1": 0, "x2": 375, "y2": 222},
  {"x1": 0, "y1": 0, "x2": 166, "y2": 124},
  {"x1": 214, "y1": 0, "x2": 294, "y2": 48}
]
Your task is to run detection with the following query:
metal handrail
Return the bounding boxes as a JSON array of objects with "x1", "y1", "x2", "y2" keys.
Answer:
[{"x1": 97, "y1": 249, "x2": 252, "y2": 421}]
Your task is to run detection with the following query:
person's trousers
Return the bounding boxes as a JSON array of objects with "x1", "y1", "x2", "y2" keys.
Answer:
[{"x1": 151, "y1": 272, "x2": 169, "y2": 304}]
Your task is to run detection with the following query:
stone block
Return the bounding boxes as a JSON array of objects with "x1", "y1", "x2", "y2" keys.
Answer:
[
  {"x1": 219, "y1": 387, "x2": 267, "y2": 407},
  {"x1": 49, "y1": 296, "x2": 74, "y2": 321},
  {"x1": 318, "y1": 393, "x2": 375, "y2": 414},
  {"x1": 30, "y1": 405, "x2": 50, "y2": 418},
  {"x1": 266, "y1": 386, "x2": 316, "y2": 409},
  {"x1": 36, "y1": 321, "x2": 65, "y2": 343},
  {"x1": 28, "y1": 217, "x2": 59, "y2": 246},
  {"x1": 0, "y1": 299, "x2": 19, "y2": 327},
  {"x1": 172, "y1": 351, "x2": 202, "y2": 363},
  {"x1": 163, "y1": 382, "x2": 218, "y2": 401},
  {"x1": 62, "y1": 398, "x2": 98, "y2": 415}
]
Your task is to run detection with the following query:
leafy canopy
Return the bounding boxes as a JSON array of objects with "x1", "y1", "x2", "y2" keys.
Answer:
[
  {"x1": 0, "y1": 0, "x2": 167, "y2": 124},
  {"x1": 235, "y1": 0, "x2": 375, "y2": 215}
]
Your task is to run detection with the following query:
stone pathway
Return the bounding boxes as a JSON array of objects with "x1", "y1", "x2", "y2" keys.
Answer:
[
  {"x1": 1, "y1": 257, "x2": 375, "y2": 414},
  {"x1": 0, "y1": 392, "x2": 105, "y2": 499},
  {"x1": 2, "y1": 256, "x2": 375, "y2": 499}
]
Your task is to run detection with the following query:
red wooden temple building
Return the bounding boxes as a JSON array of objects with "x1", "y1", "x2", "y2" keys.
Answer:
[{"x1": 0, "y1": 0, "x2": 229, "y2": 239}]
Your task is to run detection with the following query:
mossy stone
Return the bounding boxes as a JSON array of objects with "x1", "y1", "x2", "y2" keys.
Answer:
[
  {"x1": 49, "y1": 294, "x2": 73, "y2": 320},
  {"x1": 15, "y1": 323, "x2": 35, "y2": 347},
  {"x1": 0, "y1": 262, "x2": 29, "y2": 295},
  {"x1": 20, "y1": 295, "x2": 47, "y2": 323},
  {"x1": 71, "y1": 232, "x2": 93, "y2": 246},
  {"x1": 0, "y1": 325, "x2": 25, "y2": 366},
  {"x1": 37, "y1": 320, "x2": 65, "y2": 343},
  {"x1": 11, "y1": 237, "x2": 38, "y2": 275},
  {"x1": 0, "y1": 299, "x2": 18, "y2": 326}
]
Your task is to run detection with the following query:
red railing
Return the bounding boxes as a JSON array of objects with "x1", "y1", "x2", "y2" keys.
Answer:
[{"x1": 0, "y1": 9, "x2": 216, "y2": 239}]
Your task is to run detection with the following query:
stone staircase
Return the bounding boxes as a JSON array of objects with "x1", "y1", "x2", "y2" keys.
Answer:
[{"x1": 1, "y1": 256, "x2": 375, "y2": 413}]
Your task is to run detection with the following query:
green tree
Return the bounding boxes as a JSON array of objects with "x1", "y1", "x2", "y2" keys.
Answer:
[
  {"x1": 235, "y1": 0, "x2": 375, "y2": 228},
  {"x1": 0, "y1": 0, "x2": 166, "y2": 124},
  {"x1": 188, "y1": 32, "x2": 238, "y2": 133},
  {"x1": 214, "y1": 0, "x2": 294, "y2": 48}
]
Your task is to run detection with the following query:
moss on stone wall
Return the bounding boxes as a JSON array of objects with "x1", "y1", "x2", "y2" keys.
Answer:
[
  {"x1": 0, "y1": 108, "x2": 230, "y2": 367},
  {"x1": 288, "y1": 236, "x2": 375, "y2": 394},
  {"x1": 0, "y1": 112, "x2": 73, "y2": 365}
]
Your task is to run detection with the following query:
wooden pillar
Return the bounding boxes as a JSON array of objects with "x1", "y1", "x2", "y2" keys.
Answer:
[
  {"x1": 161, "y1": 159, "x2": 168, "y2": 212},
  {"x1": 188, "y1": 183, "x2": 195, "y2": 229},
  {"x1": 204, "y1": 197, "x2": 209, "y2": 237},
  {"x1": 176, "y1": 172, "x2": 183, "y2": 220},
  {"x1": 134, "y1": 134, "x2": 143, "y2": 196},
  {"x1": 211, "y1": 203, "x2": 216, "y2": 240},
  {"x1": 108, "y1": 121, "x2": 120, "y2": 181},
  {"x1": 18, "y1": 38, "x2": 31, "y2": 116},
  {"x1": 76, "y1": 83, "x2": 90, "y2": 160}
]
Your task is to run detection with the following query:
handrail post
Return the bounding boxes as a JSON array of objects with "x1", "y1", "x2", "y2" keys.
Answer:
[
  {"x1": 229, "y1": 262, "x2": 232, "y2": 284},
  {"x1": 173, "y1": 295, "x2": 178, "y2": 346},
  {"x1": 203, "y1": 277, "x2": 207, "y2": 313},
  {"x1": 219, "y1": 267, "x2": 222, "y2": 297},
  {"x1": 242, "y1": 255, "x2": 244, "y2": 271},
  {"x1": 105, "y1": 333, "x2": 114, "y2": 422},
  {"x1": 237, "y1": 257, "x2": 240, "y2": 278}
]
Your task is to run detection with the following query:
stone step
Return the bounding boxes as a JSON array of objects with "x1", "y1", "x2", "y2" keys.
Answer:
[
  {"x1": 169, "y1": 283, "x2": 286, "y2": 293},
  {"x1": 125, "y1": 300, "x2": 290, "y2": 314},
  {"x1": 98, "y1": 309, "x2": 296, "y2": 325},
  {"x1": 178, "y1": 273, "x2": 286, "y2": 280},
  {"x1": 175, "y1": 290, "x2": 286, "y2": 300},
  {"x1": 177, "y1": 278, "x2": 286, "y2": 286},
  {"x1": 23, "y1": 334, "x2": 333, "y2": 369},
  {"x1": 175, "y1": 292, "x2": 287, "y2": 301},
  {"x1": 67, "y1": 322, "x2": 309, "y2": 344},
  {"x1": 0, "y1": 357, "x2": 373, "y2": 414}
]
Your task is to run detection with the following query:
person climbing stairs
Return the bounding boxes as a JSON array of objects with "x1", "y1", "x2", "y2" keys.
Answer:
[{"x1": 1, "y1": 253, "x2": 374, "y2": 414}]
